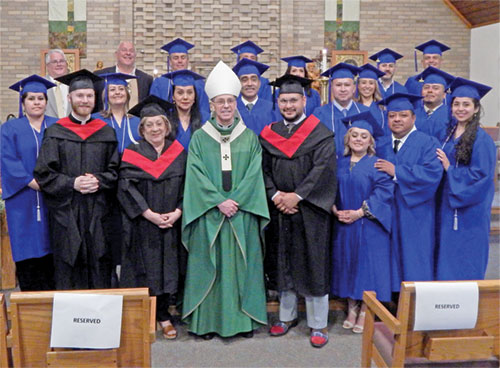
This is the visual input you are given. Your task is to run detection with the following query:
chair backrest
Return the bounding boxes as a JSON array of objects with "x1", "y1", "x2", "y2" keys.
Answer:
[
  {"x1": 362, "y1": 280, "x2": 500, "y2": 367},
  {"x1": 9, "y1": 288, "x2": 154, "y2": 368},
  {"x1": 0, "y1": 293, "x2": 10, "y2": 368}
]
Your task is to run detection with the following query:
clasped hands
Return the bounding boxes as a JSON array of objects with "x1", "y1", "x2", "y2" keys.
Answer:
[
  {"x1": 333, "y1": 205, "x2": 363, "y2": 224},
  {"x1": 273, "y1": 192, "x2": 299, "y2": 215},
  {"x1": 218, "y1": 199, "x2": 239, "y2": 217},
  {"x1": 74, "y1": 173, "x2": 99, "y2": 194},
  {"x1": 142, "y1": 208, "x2": 182, "y2": 229}
]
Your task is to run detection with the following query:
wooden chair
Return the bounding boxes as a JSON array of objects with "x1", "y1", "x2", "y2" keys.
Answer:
[
  {"x1": 0, "y1": 293, "x2": 11, "y2": 367},
  {"x1": 362, "y1": 280, "x2": 500, "y2": 367},
  {"x1": 9, "y1": 288, "x2": 155, "y2": 368}
]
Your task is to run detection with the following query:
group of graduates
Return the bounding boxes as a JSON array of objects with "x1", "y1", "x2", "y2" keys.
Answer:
[{"x1": 0, "y1": 37, "x2": 496, "y2": 349}]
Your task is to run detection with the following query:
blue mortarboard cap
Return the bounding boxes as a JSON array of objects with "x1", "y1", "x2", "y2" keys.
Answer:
[
  {"x1": 99, "y1": 72, "x2": 136, "y2": 86},
  {"x1": 162, "y1": 69, "x2": 204, "y2": 87},
  {"x1": 99, "y1": 72, "x2": 137, "y2": 110},
  {"x1": 9, "y1": 74, "x2": 57, "y2": 117},
  {"x1": 231, "y1": 40, "x2": 264, "y2": 56},
  {"x1": 232, "y1": 58, "x2": 269, "y2": 77},
  {"x1": 358, "y1": 63, "x2": 385, "y2": 80},
  {"x1": 378, "y1": 92, "x2": 422, "y2": 112},
  {"x1": 416, "y1": 66, "x2": 455, "y2": 87},
  {"x1": 449, "y1": 77, "x2": 491, "y2": 100},
  {"x1": 342, "y1": 110, "x2": 384, "y2": 138},
  {"x1": 369, "y1": 48, "x2": 403, "y2": 64},
  {"x1": 281, "y1": 55, "x2": 313, "y2": 69},
  {"x1": 415, "y1": 39, "x2": 450, "y2": 55},
  {"x1": 321, "y1": 62, "x2": 360, "y2": 80},
  {"x1": 161, "y1": 38, "x2": 194, "y2": 54},
  {"x1": 9, "y1": 74, "x2": 56, "y2": 94}
]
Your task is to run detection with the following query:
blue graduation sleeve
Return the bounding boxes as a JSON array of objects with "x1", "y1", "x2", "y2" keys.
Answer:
[
  {"x1": 366, "y1": 165, "x2": 394, "y2": 233},
  {"x1": 395, "y1": 132, "x2": 443, "y2": 207},
  {"x1": 446, "y1": 129, "x2": 496, "y2": 208},
  {"x1": 1, "y1": 122, "x2": 33, "y2": 199}
]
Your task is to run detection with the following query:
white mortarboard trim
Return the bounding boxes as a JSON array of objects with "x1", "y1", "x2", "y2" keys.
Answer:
[{"x1": 205, "y1": 60, "x2": 241, "y2": 99}]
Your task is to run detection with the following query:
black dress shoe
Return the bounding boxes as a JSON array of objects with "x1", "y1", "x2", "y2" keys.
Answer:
[
  {"x1": 201, "y1": 332, "x2": 215, "y2": 340},
  {"x1": 238, "y1": 330, "x2": 254, "y2": 338}
]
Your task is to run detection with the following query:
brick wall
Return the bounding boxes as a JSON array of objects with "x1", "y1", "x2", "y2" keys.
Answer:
[
  {"x1": 131, "y1": 0, "x2": 281, "y2": 79},
  {"x1": 360, "y1": 0, "x2": 470, "y2": 85}
]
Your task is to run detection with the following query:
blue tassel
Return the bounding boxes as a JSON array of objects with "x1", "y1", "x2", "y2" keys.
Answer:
[{"x1": 414, "y1": 50, "x2": 418, "y2": 72}]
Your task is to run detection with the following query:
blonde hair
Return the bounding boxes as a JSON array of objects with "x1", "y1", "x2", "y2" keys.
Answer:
[
  {"x1": 138, "y1": 115, "x2": 172, "y2": 138},
  {"x1": 343, "y1": 127, "x2": 376, "y2": 157},
  {"x1": 354, "y1": 78, "x2": 382, "y2": 104},
  {"x1": 100, "y1": 84, "x2": 131, "y2": 118}
]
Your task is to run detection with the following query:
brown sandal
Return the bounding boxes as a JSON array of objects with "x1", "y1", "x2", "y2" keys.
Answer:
[{"x1": 160, "y1": 321, "x2": 177, "y2": 340}]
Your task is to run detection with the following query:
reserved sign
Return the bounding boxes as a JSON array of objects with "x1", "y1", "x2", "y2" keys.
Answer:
[
  {"x1": 413, "y1": 282, "x2": 479, "y2": 331},
  {"x1": 50, "y1": 293, "x2": 123, "y2": 349}
]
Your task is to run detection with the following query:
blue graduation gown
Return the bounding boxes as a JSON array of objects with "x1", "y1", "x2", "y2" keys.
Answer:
[
  {"x1": 377, "y1": 131, "x2": 443, "y2": 289},
  {"x1": 150, "y1": 77, "x2": 210, "y2": 121},
  {"x1": 237, "y1": 97, "x2": 279, "y2": 136},
  {"x1": 313, "y1": 101, "x2": 369, "y2": 158},
  {"x1": 436, "y1": 128, "x2": 496, "y2": 280},
  {"x1": 378, "y1": 80, "x2": 407, "y2": 99},
  {"x1": 258, "y1": 76, "x2": 272, "y2": 102},
  {"x1": 92, "y1": 112, "x2": 141, "y2": 153},
  {"x1": 415, "y1": 104, "x2": 450, "y2": 142},
  {"x1": 332, "y1": 155, "x2": 394, "y2": 302},
  {"x1": 0, "y1": 115, "x2": 57, "y2": 262}
]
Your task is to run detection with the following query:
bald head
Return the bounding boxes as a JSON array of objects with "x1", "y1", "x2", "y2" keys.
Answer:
[{"x1": 115, "y1": 41, "x2": 136, "y2": 72}]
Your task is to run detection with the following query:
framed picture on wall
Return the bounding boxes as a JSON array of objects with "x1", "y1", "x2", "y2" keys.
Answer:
[
  {"x1": 40, "y1": 49, "x2": 80, "y2": 76},
  {"x1": 331, "y1": 50, "x2": 367, "y2": 67}
]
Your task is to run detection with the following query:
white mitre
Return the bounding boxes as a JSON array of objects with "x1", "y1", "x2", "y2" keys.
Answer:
[{"x1": 205, "y1": 60, "x2": 241, "y2": 99}]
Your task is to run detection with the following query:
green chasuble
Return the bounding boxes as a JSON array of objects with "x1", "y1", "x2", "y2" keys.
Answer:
[{"x1": 181, "y1": 117, "x2": 270, "y2": 337}]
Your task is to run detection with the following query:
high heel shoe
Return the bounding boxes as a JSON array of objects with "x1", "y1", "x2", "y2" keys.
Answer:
[
  {"x1": 342, "y1": 302, "x2": 359, "y2": 329},
  {"x1": 353, "y1": 311, "x2": 366, "y2": 334}
]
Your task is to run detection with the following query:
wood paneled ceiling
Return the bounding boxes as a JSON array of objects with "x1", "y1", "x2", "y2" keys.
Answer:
[{"x1": 444, "y1": 0, "x2": 500, "y2": 28}]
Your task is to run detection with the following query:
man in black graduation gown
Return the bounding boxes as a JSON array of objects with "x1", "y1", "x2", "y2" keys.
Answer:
[
  {"x1": 34, "y1": 69, "x2": 119, "y2": 290},
  {"x1": 259, "y1": 75, "x2": 337, "y2": 348}
]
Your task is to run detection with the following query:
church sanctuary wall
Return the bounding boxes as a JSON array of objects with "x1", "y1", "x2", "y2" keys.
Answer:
[
  {"x1": 359, "y1": 0, "x2": 470, "y2": 86},
  {"x1": 0, "y1": 0, "x2": 472, "y2": 120},
  {"x1": 471, "y1": 23, "x2": 499, "y2": 127}
]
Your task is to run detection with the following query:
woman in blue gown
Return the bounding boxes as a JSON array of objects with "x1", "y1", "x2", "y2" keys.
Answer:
[
  {"x1": 163, "y1": 70, "x2": 208, "y2": 150},
  {"x1": 1, "y1": 75, "x2": 58, "y2": 291},
  {"x1": 355, "y1": 64, "x2": 390, "y2": 136},
  {"x1": 92, "y1": 72, "x2": 141, "y2": 153},
  {"x1": 435, "y1": 78, "x2": 496, "y2": 280},
  {"x1": 331, "y1": 111, "x2": 394, "y2": 334},
  {"x1": 91, "y1": 72, "x2": 141, "y2": 285}
]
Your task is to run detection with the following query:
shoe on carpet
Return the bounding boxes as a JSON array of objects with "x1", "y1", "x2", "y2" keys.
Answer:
[{"x1": 269, "y1": 319, "x2": 298, "y2": 336}]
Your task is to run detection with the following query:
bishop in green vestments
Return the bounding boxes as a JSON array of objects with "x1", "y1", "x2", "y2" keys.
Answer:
[{"x1": 181, "y1": 61, "x2": 269, "y2": 338}]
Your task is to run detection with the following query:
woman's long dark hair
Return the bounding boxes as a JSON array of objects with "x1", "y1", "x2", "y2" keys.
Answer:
[
  {"x1": 167, "y1": 85, "x2": 202, "y2": 140},
  {"x1": 285, "y1": 65, "x2": 312, "y2": 97},
  {"x1": 447, "y1": 97, "x2": 481, "y2": 166}
]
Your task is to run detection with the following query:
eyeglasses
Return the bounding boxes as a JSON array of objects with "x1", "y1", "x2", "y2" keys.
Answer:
[
  {"x1": 213, "y1": 98, "x2": 236, "y2": 107},
  {"x1": 48, "y1": 59, "x2": 67, "y2": 65}
]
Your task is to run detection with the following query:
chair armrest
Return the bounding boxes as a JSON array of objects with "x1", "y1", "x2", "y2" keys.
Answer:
[
  {"x1": 363, "y1": 291, "x2": 401, "y2": 334},
  {"x1": 149, "y1": 296, "x2": 156, "y2": 343}
]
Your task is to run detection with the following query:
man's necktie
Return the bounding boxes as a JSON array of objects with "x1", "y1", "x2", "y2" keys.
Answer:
[
  {"x1": 247, "y1": 103, "x2": 253, "y2": 112},
  {"x1": 55, "y1": 81, "x2": 65, "y2": 118},
  {"x1": 342, "y1": 109, "x2": 348, "y2": 117},
  {"x1": 427, "y1": 109, "x2": 433, "y2": 117},
  {"x1": 393, "y1": 139, "x2": 401, "y2": 153}
]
